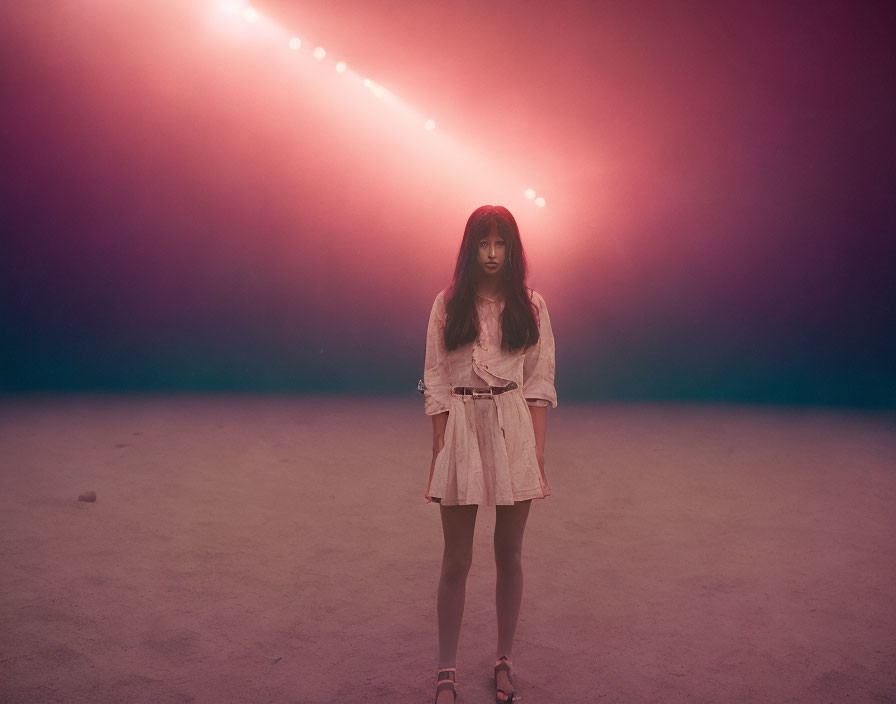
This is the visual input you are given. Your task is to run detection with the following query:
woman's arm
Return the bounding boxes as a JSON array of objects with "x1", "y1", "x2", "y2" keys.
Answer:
[
  {"x1": 423, "y1": 292, "x2": 453, "y2": 416},
  {"x1": 425, "y1": 410, "x2": 449, "y2": 501},
  {"x1": 431, "y1": 410, "x2": 449, "y2": 454},
  {"x1": 521, "y1": 291, "x2": 555, "y2": 494},
  {"x1": 528, "y1": 404, "x2": 547, "y2": 474}
]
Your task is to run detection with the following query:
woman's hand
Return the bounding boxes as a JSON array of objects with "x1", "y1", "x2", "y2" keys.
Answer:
[
  {"x1": 425, "y1": 443, "x2": 444, "y2": 502},
  {"x1": 537, "y1": 455, "x2": 552, "y2": 497},
  {"x1": 425, "y1": 412, "x2": 449, "y2": 502},
  {"x1": 529, "y1": 405, "x2": 550, "y2": 496}
]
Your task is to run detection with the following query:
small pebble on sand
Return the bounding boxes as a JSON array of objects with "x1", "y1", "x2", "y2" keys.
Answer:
[{"x1": 78, "y1": 491, "x2": 96, "y2": 502}]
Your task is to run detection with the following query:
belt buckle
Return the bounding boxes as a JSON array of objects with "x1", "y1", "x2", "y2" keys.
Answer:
[{"x1": 471, "y1": 388, "x2": 493, "y2": 400}]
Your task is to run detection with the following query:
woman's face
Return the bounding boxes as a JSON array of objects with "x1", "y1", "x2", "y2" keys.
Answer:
[{"x1": 476, "y1": 224, "x2": 506, "y2": 278}]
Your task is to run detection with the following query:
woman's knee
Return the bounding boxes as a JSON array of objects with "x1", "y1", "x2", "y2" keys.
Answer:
[
  {"x1": 441, "y1": 549, "x2": 473, "y2": 580},
  {"x1": 493, "y1": 544, "x2": 523, "y2": 571},
  {"x1": 440, "y1": 504, "x2": 477, "y2": 579}
]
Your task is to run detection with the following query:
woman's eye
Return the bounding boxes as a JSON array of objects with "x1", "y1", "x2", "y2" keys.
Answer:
[{"x1": 497, "y1": 241, "x2": 505, "y2": 247}]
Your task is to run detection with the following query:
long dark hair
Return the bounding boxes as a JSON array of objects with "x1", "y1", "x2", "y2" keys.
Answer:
[{"x1": 444, "y1": 205, "x2": 540, "y2": 352}]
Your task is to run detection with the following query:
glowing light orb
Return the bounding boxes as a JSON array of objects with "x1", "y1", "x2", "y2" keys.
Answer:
[
  {"x1": 288, "y1": 37, "x2": 302, "y2": 50},
  {"x1": 335, "y1": 61, "x2": 347, "y2": 73},
  {"x1": 313, "y1": 46, "x2": 326, "y2": 60},
  {"x1": 524, "y1": 188, "x2": 536, "y2": 200},
  {"x1": 535, "y1": 197, "x2": 546, "y2": 208},
  {"x1": 243, "y1": 7, "x2": 259, "y2": 22},
  {"x1": 364, "y1": 79, "x2": 385, "y2": 97},
  {"x1": 424, "y1": 119, "x2": 436, "y2": 131}
]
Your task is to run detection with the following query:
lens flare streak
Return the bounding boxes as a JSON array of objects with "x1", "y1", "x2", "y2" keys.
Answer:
[{"x1": 215, "y1": 1, "x2": 545, "y2": 207}]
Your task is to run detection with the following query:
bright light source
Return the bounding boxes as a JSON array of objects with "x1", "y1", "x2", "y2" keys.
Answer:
[
  {"x1": 363, "y1": 79, "x2": 385, "y2": 97},
  {"x1": 214, "y1": 13, "x2": 537, "y2": 214}
]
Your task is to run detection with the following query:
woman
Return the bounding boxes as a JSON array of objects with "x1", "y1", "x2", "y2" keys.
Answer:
[{"x1": 420, "y1": 205, "x2": 557, "y2": 703}]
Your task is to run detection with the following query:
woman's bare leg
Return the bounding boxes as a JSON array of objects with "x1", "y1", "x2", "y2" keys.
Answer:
[
  {"x1": 494, "y1": 499, "x2": 532, "y2": 662},
  {"x1": 437, "y1": 503, "x2": 478, "y2": 670}
]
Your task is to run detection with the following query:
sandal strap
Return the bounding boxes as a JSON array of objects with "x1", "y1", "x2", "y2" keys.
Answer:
[
  {"x1": 495, "y1": 657, "x2": 519, "y2": 701},
  {"x1": 436, "y1": 680, "x2": 458, "y2": 702}
]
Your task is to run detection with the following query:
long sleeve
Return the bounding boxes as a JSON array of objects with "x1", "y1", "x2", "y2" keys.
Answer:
[
  {"x1": 422, "y1": 292, "x2": 453, "y2": 416},
  {"x1": 522, "y1": 292, "x2": 558, "y2": 408}
]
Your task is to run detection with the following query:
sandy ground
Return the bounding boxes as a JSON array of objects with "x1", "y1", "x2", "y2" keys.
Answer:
[{"x1": 0, "y1": 395, "x2": 894, "y2": 704}]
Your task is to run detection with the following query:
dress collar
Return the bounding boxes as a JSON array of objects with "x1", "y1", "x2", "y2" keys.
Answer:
[{"x1": 476, "y1": 291, "x2": 503, "y2": 303}]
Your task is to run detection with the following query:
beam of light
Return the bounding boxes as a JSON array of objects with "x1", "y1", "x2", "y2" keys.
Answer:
[
  {"x1": 217, "y1": 0, "x2": 241, "y2": 15},
  {"x1": 209, "y1": 1, "x2": 547, "y2": 210},
  {"x1": 212, "y1": 0, "x2": 283, "y2": 41},
  {"x1": 361, "y1": 77, "x2": 392, "y2": 101}
]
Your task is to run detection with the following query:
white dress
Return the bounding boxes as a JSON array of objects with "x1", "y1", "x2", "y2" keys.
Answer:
[{"x1": 422, "y1": 288, "x2": 557, "y2": 506}]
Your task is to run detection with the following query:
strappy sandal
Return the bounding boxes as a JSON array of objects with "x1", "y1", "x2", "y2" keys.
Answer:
[
  {"x1": 433, "y1": 666, "x2": 458, "y2": 703},
  {"x1": 494, "y1": 656, "x2": 522, "y2": 702}
]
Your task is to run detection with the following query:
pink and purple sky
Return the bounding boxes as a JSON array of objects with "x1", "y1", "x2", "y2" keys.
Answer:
[{"x1": 1, "y1": 1, "x2": 894, "y2": 405}]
